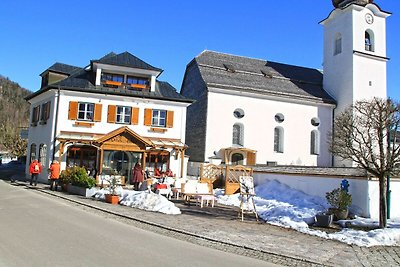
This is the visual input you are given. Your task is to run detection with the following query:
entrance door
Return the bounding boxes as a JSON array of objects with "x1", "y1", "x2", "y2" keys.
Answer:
[
  {"x1": 102, "y1": 150, "x2": 142, "y2": 183},
  {"x1": 231, "y1": 153, "x2": 244, "y2": 165}
]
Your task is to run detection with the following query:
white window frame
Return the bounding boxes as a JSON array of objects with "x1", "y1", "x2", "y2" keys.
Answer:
[
  {"x1": 39, "y1": 144, "x2": 47, "y2": 166},
  {"x1": 116, "y1": 106, "x2": 131, "y2": 124},
  {"x1": 232, "y1": 123, "x2": 244, "y2": 146},
  {"x1": 78, "y1": 102, "x2": 94, "y2": 121},
  {"x1": 152, "y1": 109, "x2": 167, "y2": 127},
  {"x1": 311, "y1": 130, "x2": 320, "y2": 155},
  {"x1": 334, "y1": 33, "x2": 342, "y2": 55}
]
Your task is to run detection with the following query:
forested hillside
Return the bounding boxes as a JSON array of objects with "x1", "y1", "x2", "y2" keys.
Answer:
[{"x1": 0, "y1": 75, "x2": 31, "y2": 157}]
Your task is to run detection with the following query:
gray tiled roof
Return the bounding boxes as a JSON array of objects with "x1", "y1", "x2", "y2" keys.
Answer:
[
  {"x1": 92, "y1": 51, "x2": 163, "y2": 73},
  {"x1": 26, "y1": 52, "x2": 192, "y2": 103},
  {"x1": 40, "y1": 62, "x2": 81, "y2": 76},
  {"x1": 195, "y1": 50, "x2": 336, "y2": 104}
]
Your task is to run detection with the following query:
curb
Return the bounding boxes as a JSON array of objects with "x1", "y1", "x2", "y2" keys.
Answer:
[{"x1": 18, "y1": 181, "x2": 329, "y2": 267}]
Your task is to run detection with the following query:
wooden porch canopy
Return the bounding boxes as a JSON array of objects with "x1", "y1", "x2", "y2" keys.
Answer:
[
  {"x1": 222, "y1": 147, "x2": 257, "y2": 166},
  {"x1": 56, "y1": 127, "x2": 188, "y2": 176}
]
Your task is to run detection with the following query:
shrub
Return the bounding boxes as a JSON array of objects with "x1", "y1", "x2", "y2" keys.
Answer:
[
  {"x1": 326, "y1": 187, "x2": 352, "y2": 210},
  {"x1": 61, "y1": 166, "x2": 96, "y2": 188}
]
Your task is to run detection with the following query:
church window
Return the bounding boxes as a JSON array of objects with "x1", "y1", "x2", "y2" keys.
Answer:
[
  {"x1": 310, "y1": 130, "x2": 320, "y2": 155},
  {"x1": 275, "y1": 113, "x2": 284, "y2": 123},
  {"x1": 233, "y1": 108, "x2": 244, "y2": 119},
  {"x1": 334, "y1": 33, "x2": 342, "y2": 55},
  {"x1": 365, "y1": 30, "x2": 374, "y2": 52},
  {"x1": 311, "y1": 117, "x2": 320, "y2": 127},
  {"x1": 232, "y1": 123, "x2": 244, "y2": 146},
  {"x1": 274, "y1": 127, "x2": 284, "y2": 153}
]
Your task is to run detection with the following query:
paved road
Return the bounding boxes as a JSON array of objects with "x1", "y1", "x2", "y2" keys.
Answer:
[{"x1": 0, "y1": 180, "x2": 279, "y2": 267}]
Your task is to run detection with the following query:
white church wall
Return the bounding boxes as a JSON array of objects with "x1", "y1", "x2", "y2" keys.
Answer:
[
  {"x1": 205, "y1": 91, "x2": 333, "y2": 167},
  {"x1": 253, "y1": 171, "x2": 371, "y2": 217},
  {"x1": 368, "y1": 179, "x2": 400, "y2": 219}
]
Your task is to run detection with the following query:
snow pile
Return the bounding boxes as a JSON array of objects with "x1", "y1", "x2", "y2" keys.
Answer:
[
  {"x1": 216, "y1": 179, "x2": 400, "y2": 247},
  {"x1": 94, "y1": 188, "x2": 181, "y2": 215}
]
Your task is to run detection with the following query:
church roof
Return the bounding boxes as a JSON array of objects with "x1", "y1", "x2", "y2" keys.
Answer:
[{"x1": 193, "y1": 50, "x2": 336, "y2": 104}]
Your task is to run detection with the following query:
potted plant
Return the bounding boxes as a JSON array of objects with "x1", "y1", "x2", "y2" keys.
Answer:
[
  {"x1": 65, "y1": 166, "x2": 97, "y2": 197},
  {"x1": 59, "y1": 169, "x2": 72, "y2": 192},
  {"x1": 326, "y1": 187, "x2": 352, "y2": 220},
  {"x1": 104, "y1": 175, "x2": 119, "y2": 205}
]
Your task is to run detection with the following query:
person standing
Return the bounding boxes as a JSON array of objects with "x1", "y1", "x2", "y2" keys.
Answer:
[
  {"x1": 49, "y1": 160, "x2": 60, "y2": 191},
  {"x1": 131, "y1": 163, "x2": 144, "y2": 191},
  {"x1": 29, "y1": 159, "x2": 42, "y2": 186}
]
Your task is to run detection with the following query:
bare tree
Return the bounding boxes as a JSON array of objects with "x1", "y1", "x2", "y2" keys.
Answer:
[{"x1": 330, "y1": 98, "x2": 400, "y2": 228}]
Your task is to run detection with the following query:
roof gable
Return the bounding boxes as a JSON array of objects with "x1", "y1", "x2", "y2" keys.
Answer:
[{"x1": 92, "y1": 51, "x2": 163, "y2": 72}]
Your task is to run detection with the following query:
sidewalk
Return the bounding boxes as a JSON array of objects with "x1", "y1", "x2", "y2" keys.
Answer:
[{"x1": 12, "y1": 180, "x2": 400, "y2": 267}]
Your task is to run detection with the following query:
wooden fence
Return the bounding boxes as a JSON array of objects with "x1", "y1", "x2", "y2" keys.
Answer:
[{"x1": 200, "y1": 164, "x2": 253, "y2": 195}]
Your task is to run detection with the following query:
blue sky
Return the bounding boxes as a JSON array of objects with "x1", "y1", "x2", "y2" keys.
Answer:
[{"x1": 1, "y1": 0, "x2": 399, "y2": 99}]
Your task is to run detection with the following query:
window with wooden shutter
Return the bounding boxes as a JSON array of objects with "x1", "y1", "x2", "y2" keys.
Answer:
[
  {"x1": 93, "y1": 103, "x2": 102, "y2": 122},
  {"x1": 144, "y1": 108, "x2": 152, "y2": 126},
  {"x1": 131, "y1": 107, "x2": 139, "y2": 125},
  {"x1": 247, "y1": 152, "x2": 256, "y2": 166},
  {"x1": 107, "y1": 105, "x2": 116, "y2": 123},
  {"x1": 166, "y1": 110, "x2": 174, "y2": 128},
  {"x1": 68, "y1": 101, "x2": 78, "y2": 120}
]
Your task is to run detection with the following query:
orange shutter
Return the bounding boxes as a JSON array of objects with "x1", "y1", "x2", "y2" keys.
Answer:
[
  {"x1": 68, "y1": 101, "x2": 78, "y2": 120},
  {"x1": 107, "y1": 105, "x2": 116, "y2": 123},
  {"x1": 94, "y1": 103, "x2": 102, "y2": 122},
  {"x1": 144, "y1": 108, "x2": 152, "y2": 126},
  {"x1": 131, "y1": 107, "x2": 139, "y2": 125},
  {"x1": 247, "y1": 152, "x2": 256, "y2": 166},
  {"x1": 166, "y1": 110, "x2": 174, "y2": 128}
]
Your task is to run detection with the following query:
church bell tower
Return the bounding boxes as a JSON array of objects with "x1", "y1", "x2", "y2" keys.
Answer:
[
  {"x1": 320, "y1": 0, "x2": 391, "y2": 116},
  {"x1": 321, "y1": 0, "x2": 391, "y2": 166}
]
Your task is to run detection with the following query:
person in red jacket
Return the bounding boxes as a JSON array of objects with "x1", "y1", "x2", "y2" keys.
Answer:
[
  {"x1": 29, "y1": 159, "x2": 42, "y2": 186},
  {"x1": 49, "y1": 160, "x2": 60, "y2": 191}
]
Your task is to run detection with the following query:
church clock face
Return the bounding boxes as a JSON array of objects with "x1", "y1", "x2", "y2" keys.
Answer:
[{"x1": 365, "y1": 13, "x2": 374, "y2": 24}]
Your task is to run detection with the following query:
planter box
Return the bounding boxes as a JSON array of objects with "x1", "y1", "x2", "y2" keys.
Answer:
[
  {"x1": 68, "y1": 184, "x2": 98, "y2": 198},
  {"x1": 105, "y1": 194, "x2": 119, "y2": 205}
]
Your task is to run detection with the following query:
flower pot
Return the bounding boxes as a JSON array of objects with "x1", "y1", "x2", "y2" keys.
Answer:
[
  {"x1": 105, "y1": 194, "x2": 119, "y2": 205},
  {"x1": 328, "y1": 208, "x2": 349, "y2": 221},
  {"x1": 315, "y1": 214, "x2": 334, "y2": 227}
]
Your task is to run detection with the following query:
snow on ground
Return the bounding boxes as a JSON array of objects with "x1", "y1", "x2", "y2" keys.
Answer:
[
  {"x1": 216, "y1": 180, "x2": 400, "y2": 247},
  {"x1": 94, "y1": 187, "x2": 181, "y2": 215}
]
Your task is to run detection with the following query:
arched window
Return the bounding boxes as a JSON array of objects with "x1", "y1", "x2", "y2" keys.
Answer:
[
  {"x1": 231, "y1": 153, "x2": 244, "y2": 165},
  {"x1": 232, "y1": 123, "x2": 243, "y2": 146},
  {"x1": 365, "y1": 30, "x2": 374, "y2": 52},
  {"x1": 274, "y1": 127, "x2": 284, "y2": 153},
  {"x1": 30, "y1": 143, "x2": 37, "y2": 163},
  {"x1": 334, "y1": 33, "x2": 342, "y2": 55},
  {"x1": 311, "y1": 130, "x2": 320, "y2": 155},
  {"x1": 39, "y1": 144, "x2": 47, "y2": 166}
]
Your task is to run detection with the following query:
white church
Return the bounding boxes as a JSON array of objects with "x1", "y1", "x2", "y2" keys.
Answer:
[
  {"x1": 181, "y1": 0, "x2": 390, "y2": 170},
  {"x1": 180, "y1": 0, "x2": 394, "y2": 218}
]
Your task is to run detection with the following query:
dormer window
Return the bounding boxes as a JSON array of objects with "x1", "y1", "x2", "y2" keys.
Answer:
[
  {"x1": 127, "y1": 76, "x2": 149, "y2": 90},
  {"x1": 101, "y1": 72, "x2": 124, "y2": 87}
]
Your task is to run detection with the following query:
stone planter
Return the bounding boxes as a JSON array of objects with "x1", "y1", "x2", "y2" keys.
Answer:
[
  {"x1": 68, "y1": 184, "x2": 98, "y2": 198},
  {"x1": 315, "y1": 213, "x2": 334, "y2": 227},
  {"x1": 328, "y1": 208, "x2": 349, "y2": 221},
  {"x1": 105, "y1": 194, "x2": 119, "y2": 205}
]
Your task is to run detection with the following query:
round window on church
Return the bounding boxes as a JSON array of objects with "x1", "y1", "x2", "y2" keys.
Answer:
[
  {"x1": 275, "y1": 113, "x2": 284, "y2": 123},
  {"x1": 233, "y1": 108, "x2": 245, "y2": 119},
  {"x1": 311, "y1": 117, "x2": 320, "y2": 127}
]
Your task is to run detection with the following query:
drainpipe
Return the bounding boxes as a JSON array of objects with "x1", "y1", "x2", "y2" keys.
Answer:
[{"x1": 52, "y1": 86, "x2": 61, "y2": 162}]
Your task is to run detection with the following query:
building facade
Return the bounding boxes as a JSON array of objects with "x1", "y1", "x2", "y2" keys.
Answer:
[
  {"x1": 181, "y1": 0, "x2": 390, "y2": 174},
  {"x1": 26, "y1": 52, "x2": 192, "y2": 183}
]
